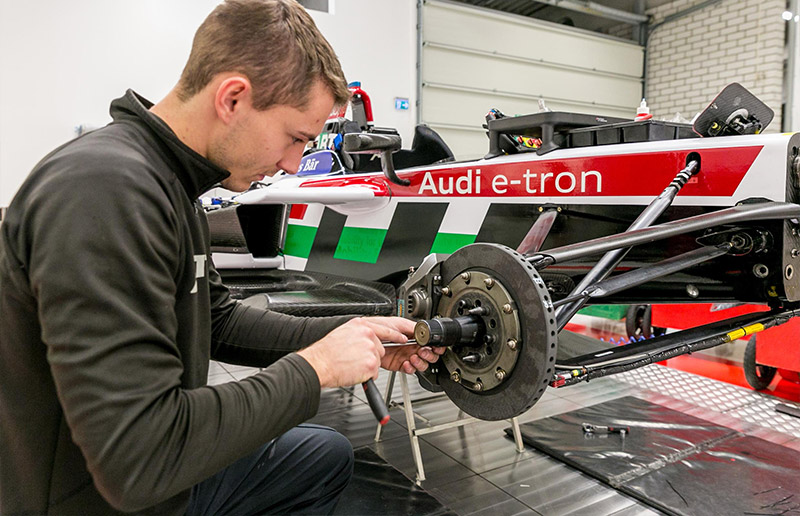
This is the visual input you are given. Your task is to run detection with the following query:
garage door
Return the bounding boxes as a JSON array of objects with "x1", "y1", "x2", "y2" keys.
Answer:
[{"x1": 421, "y1": 0, "x2": 644, "y2": 159}]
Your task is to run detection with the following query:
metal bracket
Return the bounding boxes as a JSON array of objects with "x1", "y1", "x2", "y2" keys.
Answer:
[{"x1": 374, "y1": 372, "x2": 524, "y2": 483}]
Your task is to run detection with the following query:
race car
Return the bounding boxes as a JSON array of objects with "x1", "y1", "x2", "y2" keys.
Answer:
[{"x1": 206, "y1": 83, "x2": 800, "y2": 421}]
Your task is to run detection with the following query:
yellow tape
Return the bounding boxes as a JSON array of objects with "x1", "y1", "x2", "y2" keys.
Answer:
[
  {"x1": 725, "y1": 323, "x2": 765, "y2": 342},
  {"x1": 727, "y1": 329, "x2": 746, "y2": 341}
]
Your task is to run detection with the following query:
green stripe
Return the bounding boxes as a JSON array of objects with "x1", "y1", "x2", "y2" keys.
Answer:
[
  {"x1": 284, "y1": 224, "x2": 318, "y2": 259},
  {"x1": 429, "y1": 232, "x2": 476, "y2": 254},
  {"x1": 334, "y1": 227, "x2": 387, "y2": 263},
  {"x1": 578, "y1": 305, "x2": 628, "y2": 320}
]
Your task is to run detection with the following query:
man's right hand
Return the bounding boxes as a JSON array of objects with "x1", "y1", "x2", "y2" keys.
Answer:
[{"x1": 296, "y1": 318, "x2": 408, "y2": 388}]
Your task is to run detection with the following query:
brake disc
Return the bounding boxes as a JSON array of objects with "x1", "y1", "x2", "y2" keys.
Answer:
[{"x1": 435, "y1": 243, "x2": 557, "y2": 420}]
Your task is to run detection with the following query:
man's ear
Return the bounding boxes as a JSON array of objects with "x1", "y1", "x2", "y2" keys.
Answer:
[{"x1": 214, "y1": 76, "x2": 252, "y2": 124}]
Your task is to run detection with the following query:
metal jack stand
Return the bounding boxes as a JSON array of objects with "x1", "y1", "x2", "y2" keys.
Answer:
[{"x1": 374, "y1": 371, "x2": 525, "y2": 483}]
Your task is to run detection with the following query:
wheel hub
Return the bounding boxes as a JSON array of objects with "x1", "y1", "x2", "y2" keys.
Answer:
[
  {"x1": 437, "y1": 270, "x2": 521, "y2": 393},
  {"x1": 432, "y1": 243, "x2": 558, "y2": 420}
]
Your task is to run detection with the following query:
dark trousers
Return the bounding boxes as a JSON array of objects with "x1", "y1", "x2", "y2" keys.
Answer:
[{"x1": 186, "y1": 424, "x2": 354, "y2": 515}]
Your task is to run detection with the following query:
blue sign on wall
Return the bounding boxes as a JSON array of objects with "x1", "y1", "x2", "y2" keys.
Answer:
[{"x1": 394, "y1": 97, "x2": 410, "y2": 111}]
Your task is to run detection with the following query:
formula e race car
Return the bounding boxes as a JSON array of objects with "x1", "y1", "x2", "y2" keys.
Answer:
[{"x1": 206, "y1": 83, "x2": 800, "y2": 421}]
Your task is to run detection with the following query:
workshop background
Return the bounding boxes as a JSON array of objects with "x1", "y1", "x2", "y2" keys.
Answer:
[
  {"x1": 2, "y1": 0, "x2": 800, "y2": 202},
  {"x1": 3, "y1": 1, "x2": 800, "y2": 515}
]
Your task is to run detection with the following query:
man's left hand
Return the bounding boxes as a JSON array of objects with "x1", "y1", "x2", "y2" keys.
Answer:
[{"x1": 362, "y1": 316, "x2": 446, "y2": 374}]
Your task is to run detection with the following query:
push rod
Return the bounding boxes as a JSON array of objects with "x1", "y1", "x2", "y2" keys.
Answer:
[
  {"x1": 529, "y1": 201, "x2": 800, "y2": 268},
  {"x1": 552, "y1": 243, "x2": 730, "y2": 308},
  {"x1": 554, "y1": 160, "x2": 699, "y2": 329}
]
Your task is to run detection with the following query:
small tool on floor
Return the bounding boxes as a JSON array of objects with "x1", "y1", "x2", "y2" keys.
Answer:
[{"x1": 582, "y1": 422, "x2": 630, "y2": 436}]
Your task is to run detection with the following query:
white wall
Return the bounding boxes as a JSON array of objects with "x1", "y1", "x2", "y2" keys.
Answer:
[
  {"x1": 309, "y1": 1, "x2": 417, "y2": 146},
  {"x1": 0, "y1": 0, "x2": 417, "y2": 207},
  {"x1": 421, "y1": 0, "x2": 643, "y2": 160}
]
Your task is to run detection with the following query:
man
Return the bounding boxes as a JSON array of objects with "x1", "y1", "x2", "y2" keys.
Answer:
[{"x1": 0, "y1": 1, "x2": 441, "y2": 514}]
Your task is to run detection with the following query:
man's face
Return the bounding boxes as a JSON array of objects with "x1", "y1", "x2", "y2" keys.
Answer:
[{"x1": 212, "y1": 80, "x2": 335, "y2": 192}]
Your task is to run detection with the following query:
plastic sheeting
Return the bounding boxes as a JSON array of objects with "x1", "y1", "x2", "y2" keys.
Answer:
[
  {"x1": 334, "y1": 447, "x2": 455, "y2": 516},
  {"x1": 511, "y1": 396, "x2": 800, "y2": 516}
]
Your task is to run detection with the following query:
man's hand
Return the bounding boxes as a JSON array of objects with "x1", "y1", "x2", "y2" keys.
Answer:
[
  {"x1": 296, "y1": 316, "x2": 443, "y2": 388},
  {"x1": 381, "y1": 343, "x2": 445, "y2": 374},
  {"x1": 369, "y1": 316, "x2": 446, "y2": 374}
]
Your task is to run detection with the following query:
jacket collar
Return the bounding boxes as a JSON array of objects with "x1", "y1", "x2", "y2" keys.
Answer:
[{"x1": 109, "y1": 89, "x2": 231, "y2": 199}]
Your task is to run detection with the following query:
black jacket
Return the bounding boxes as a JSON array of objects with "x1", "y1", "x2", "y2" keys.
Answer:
[{"x1": 0, "y1": 90, "x2": 346, "y2": 515}]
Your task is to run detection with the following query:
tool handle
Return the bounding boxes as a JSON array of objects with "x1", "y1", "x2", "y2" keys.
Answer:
[{"x1": 363, "y1": 379, "x2": 390, "y2": 425}]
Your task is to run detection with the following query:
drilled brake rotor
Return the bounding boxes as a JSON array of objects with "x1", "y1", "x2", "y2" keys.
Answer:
[{"x1": 436, "y1": 243, "x2": 558, "y2": 420}]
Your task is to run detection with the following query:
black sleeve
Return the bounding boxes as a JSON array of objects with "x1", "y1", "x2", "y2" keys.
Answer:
[
  {"x1": 26, "y1": 155, "x2": 327, "y2": 512},
  {"x1": 207, "y1": 261, "x2": 356, "y2": 367}
]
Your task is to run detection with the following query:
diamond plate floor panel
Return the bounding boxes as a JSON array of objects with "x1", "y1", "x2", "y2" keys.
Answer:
[{"x1": 615, "y1": 364, "x2": 800, "y2": 439}]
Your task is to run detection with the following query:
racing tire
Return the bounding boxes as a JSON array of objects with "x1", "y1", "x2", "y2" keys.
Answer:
[
  {"x1": 743, "y1": 335, "x2": 777, "y2": 391},
  {"x1": 625, "y1": 304, "x2": 653, "y2": 339}
]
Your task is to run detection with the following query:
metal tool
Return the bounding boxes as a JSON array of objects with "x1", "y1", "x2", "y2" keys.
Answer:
[
  {"x1": 582, "y1": 422, "x2": 630, "y2": 436},
  {"x1": 363, "y1": 379, "x2": 390, "y2": 426},
  {"x1": 364, "y1": 339, "x2": 428, "y2": 425}
]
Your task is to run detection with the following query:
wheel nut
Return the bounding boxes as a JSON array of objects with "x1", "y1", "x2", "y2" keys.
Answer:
[
  {"x1": 502, "y1": 303, "x2": 513, "y2": 314},
  {"x1": 450, "y1": 371, "x2": 461, "y2": 383},
  {"x1": 474, "y1": 381, "x2": 483, "y2": 391},
  {"x1": 483, "y1": 334, "x2": 495, "y2": 344},
  {"x1": 460, "y1": 272, "x2": 471, "y2": 282},
  {"x1": 484, "y1": 278, "x2": 495, "y2": 289},
  {"x1": 507, "y1": 339, "x2": 518, "y2": 351},
  {"x1": 495, "y1": 369, "x2": 506, "y2": 381},
  {"x1": 441, "y1": 286, "x2": 451, "y2": 296}
]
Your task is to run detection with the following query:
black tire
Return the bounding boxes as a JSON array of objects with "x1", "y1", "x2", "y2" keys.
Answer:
[
  {"x1": 625, "y1": 304, "x2": 653, "y2": 339},
  {"x1": 743, "y1": 335, "x2": 777, "y2": 390}
]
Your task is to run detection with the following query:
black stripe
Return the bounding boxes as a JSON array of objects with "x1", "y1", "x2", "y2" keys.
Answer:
[{"x1": 304, "y1": 203, "x2": 447, "y2": 283}]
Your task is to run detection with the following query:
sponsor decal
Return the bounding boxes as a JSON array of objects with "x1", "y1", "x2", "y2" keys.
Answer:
[{"x1": 381, "y1": 147, "x2": 763, "y2": 198}]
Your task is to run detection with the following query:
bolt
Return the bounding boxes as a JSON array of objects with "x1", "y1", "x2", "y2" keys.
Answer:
[
  {"x1": 433, "y1": 275, "x2": 442, "y2": 285},
  {"x1": 495, "y1": 369, "x2": 506, "y2": 381},
  {"x1": 483, "y1": 334, "x2": 495, "y2": 344},
  {"x1": 507, "y1": 339, "x2": 518, "y2": 351},
  {"x1": 686, "y1": 284, "x2": 699, "y2": 298},
  {"x1": 502, "y1": 303, "x2": 513, "y2": 314},
  {"x1": 408, "y1": 266, "x2": 415, "y2": 275},
  {"x1": 484, "y1": 277, "x2": 495, "y2": 289},
  {"x1": 450, "y1": 371, "x2": 461, "y2": 383},
  {"x1": 474, "y1": 381, "x2": 483, "y2": 391},
  {"x1": 538, "y1": 206, "x2": 544, "y2": 212},
  {"x1": 460, "y1": 272, "x2": 471, "y2": 283},
  {"x1": 793, "y1": 248, "x2": 800, "y2": 258},
  {"x1": 461, "y1": 353, "x2": 481, "y2": 363},
  {"x1": 441, "y1": 286, "x2": 452, "y2": 296}
]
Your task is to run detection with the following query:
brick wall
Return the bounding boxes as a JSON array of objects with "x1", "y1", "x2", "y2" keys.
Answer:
[{"x1": 645, "y1": 0, "x2": 786, "y2": 131}]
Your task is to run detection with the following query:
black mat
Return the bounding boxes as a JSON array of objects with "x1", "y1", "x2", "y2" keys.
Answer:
[
  {"x1": 334, "y1": 447, "x2": 455, "y2": 516},
  {"x1": 508, "y1": 396, "x2": 800, "y2": 516}
]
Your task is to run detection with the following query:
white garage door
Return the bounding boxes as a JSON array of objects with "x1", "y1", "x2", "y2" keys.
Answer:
[{"x1": 421, "y1": 0, "x2": 644, "y2": 160}]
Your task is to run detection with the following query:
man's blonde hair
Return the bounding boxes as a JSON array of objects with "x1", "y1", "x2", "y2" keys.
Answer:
[{"x1": 177, "y1": 0, "x2": 350, "y2": 110}]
